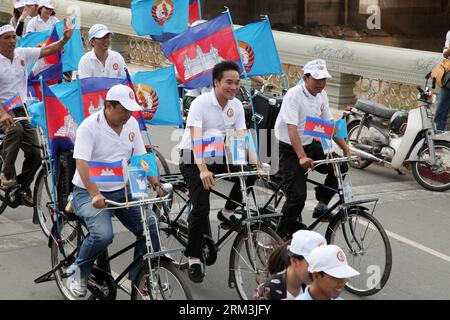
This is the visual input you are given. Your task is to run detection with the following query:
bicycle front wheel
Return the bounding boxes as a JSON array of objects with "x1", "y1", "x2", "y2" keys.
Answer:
[
  {"x1": 229, "y1": 223, "x2": 281, "y2": 300},
  {"x1": 131, "y1": 259, "x2": 192, "y2": 300},
  {"x1": 34, "y1": 169, "x2": 53, "y2": 237},
  {"x1": 325, "y1": 208, "x2": 392, "y2": 296}
]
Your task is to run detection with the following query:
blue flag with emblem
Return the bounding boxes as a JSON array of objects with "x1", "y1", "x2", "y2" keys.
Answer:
[
  {"x1": 130, "y1": 66, "x2": 182, "y2": 127},
  {"x1": 235, "y1": 18, "x2": 282, "y2": 77},
  {"x1": 131, "y1": 0, "x2": 189, "y2": 36},
  {"x1": 333, "y1": 118, "x2": 348, "y2": 139},
  {"x1": 130, "y1": 153, "x2": 158, "y2": 177}
]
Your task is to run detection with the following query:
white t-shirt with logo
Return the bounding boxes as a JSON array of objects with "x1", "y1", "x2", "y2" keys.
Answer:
[
  {"x1": 274, "y1": 83, "x2": 333, "y2": 146},
  {"x1": 26, "y1": 15, "x2": 59, "y2": 33},
  {"x1": 78, "y1": 49, "x2": 126, "y2": 79},
  {"x1": 0, "y1": 48, "x2": 41, "y2": 104},
  {"x1": 72, "y1": 109, "x2": 146, "y2": 192},
  {"x1": 178, "y1": 90, "x2": 246, "y2": 150}
]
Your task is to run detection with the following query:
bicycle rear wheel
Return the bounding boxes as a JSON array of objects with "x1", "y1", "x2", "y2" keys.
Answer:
[
  {"x1": 131, "y1": 259, "x2": 192, "y2": 300},
  {"x1": 229, "y1": 223, "x2": 281, "y2": 300},
  {"x1": 50, "y1": 217, "x2": 88, "y2": 300},
  {"x1": 325, "y1": 208, "x2": 392, "y2": 296},
  {"x1": 154, "y1": 148, "x2": 170, "y2": 175}
]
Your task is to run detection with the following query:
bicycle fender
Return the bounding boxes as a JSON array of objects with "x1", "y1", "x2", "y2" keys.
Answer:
[{"x1": 406, "y1": 134, "x2": 450, "y2": 161}]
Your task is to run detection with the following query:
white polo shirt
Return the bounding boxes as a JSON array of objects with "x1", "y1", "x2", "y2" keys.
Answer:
[
  {"x1": 296, "y1": 286, "x2": 343, "y2": 300},
  {"x1": 72, "y1": 109, "x2": 146, "y2": 192},
  {"x1": 0, "y1": 48, "x2": 41, "y2": 105},
  {"x1": 78, "y1": 49, "x2": 126, "y2": 79},
  {"x1": 274, "y1": 83, "x2": 333, "y2": 146},
  {"x1": 178, "y1": 90, "x2": 246, "y2": 150},
  {"x1": 26, "y1": 15, "x2": 59, "y2": 33}
]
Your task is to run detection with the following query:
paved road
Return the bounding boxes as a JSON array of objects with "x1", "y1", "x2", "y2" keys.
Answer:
[{"x1": 0, "y1": 127, "x2": 449, "y2": 300}]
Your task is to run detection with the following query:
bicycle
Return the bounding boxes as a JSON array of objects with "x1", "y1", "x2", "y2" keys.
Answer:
[
  {"x1": 248, "y1": 155, "x2": 393, "y2": 297},
  {"x1": 154, "y1": 168, "x2": 283, "y2": 300},
  {"x1": 34, "y1": 183, "x2": 193, "y2": 300}
]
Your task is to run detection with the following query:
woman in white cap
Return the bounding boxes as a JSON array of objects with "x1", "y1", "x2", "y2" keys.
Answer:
[
  {"x1": 14, "y1": 0, "x2": 39, "y2": 37},
  {"x1": 10, "y1": 0, "x2": 26, "y2": 29},
  {"x1": 26, "y1": 0, "x2": 59, "y2": 33},
  {"x1": 253, "y1": 230, "x2": 326, "y2": 300},
  {"x1": 296, "y1": 244, "x2": 359, "y2": 300}
]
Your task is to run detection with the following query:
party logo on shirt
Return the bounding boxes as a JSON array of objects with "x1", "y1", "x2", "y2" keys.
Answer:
[
  {"x1": 227, "y1": 108, "x2": 234, "y2": 118},
  {"x1": 113, "y1": 63, "x2": 119, "y2": 70},
  {"x1": 129, "y1": 131, "x2": 135, "y2": 143},
  {"x1": 320, "y1": 103, "x2": 325, "y2": 112},
  {"x1": 20, "y1": 59, "x2": 25, "y2": 67}
]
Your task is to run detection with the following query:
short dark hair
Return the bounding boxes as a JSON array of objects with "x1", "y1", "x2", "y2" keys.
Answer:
[
  {"x1": 104, "y1": 100, "x2": 121, "y2": 108},
  {"x1": 212, "y1": 61, "x2": 240, "y2": 87}
]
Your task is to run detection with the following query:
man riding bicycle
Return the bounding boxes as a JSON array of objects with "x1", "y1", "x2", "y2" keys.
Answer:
[
  {"x1": 178, "y1": 61, "x2": 259, "y2": 283},
  {"x1": 66, "y1": 84, "x2": 163, "y2": 297}
]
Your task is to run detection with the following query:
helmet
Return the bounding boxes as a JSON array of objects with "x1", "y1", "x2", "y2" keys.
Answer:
[{"x1": 388, "y1": 111, "x2": 408, "y2": 135}]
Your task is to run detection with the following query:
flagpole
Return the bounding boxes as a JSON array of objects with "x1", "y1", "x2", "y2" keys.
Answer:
[
  {"x1": 225, "y1": 8, "x2": 260, "y2": 157},
  {"x1": 40, "y1": 76, "x2": 61, "y2": 235},
  {"x1": 197, "y1": 0, "x2": 202, "y2": 20}
]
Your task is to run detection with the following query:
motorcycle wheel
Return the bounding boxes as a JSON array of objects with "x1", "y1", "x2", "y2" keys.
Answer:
[
  {"x1": 411, "y1": 140, "x2": 450, "y2": 192},
  {"x1": 347, "y1": 121, "x2": 373, "y2": 169}
]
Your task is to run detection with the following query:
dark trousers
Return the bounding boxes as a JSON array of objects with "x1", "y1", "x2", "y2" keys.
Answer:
[
  {"x1": 278, "y1": 140, "x2": 348, "y2": 238},
  {"x1": 1, "y1": 108, "x2": 40, "y2": 187},
  {"x1": 179, "y1": 150, "x2": 256, "y2": 259}
]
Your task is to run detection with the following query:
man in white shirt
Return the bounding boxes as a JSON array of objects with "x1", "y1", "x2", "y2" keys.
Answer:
[
  {"x1": 434, "y1": 30, "x2": 450, "y2": 132},
  {"x1": 67, "y1": 84, "x2": 163, "y2": 297},
  {"x1": 77, "y1": 24, "x2": 126, "y2": 79},
  {"x1": 274, "y1": 59, "x2": 354, "y2": 239},
  {"x1": 0, "y1": 22, "x2": 73, "y2": 204},
  {"x1": 179, "y1": 61, "x2": 257, "y2": 283},
  {"x1": 296, "y1": 244, "x2": 359, "y2": 300}
]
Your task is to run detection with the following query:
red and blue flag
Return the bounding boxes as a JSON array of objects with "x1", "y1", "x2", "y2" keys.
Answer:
[
  {"x1": 161, "y1": 12, "x2": 242, "y2": 89},
  {"x1": 2, "y1": 93, "x2": 23, "y2": 112},
  {"x1": 193, "y1": 136, "x2": 225, "y2": 158},
  {"x1": 304, "y1": 116, "x2": 334, "y2": 140},
  {"x1": 88, "y1": 160, "x2": 124, "y2": 183}
]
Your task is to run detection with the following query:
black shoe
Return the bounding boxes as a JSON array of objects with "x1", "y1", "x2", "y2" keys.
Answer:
[
  {"x1": 217, "y1": 210, "x2": 238, "y2": 227},
  {"x1": 312, "y1": 208, "x2": 333, "y2": 222},
  {"x1": 188, "y1": 264, "x2": 204, "y2": 283}
]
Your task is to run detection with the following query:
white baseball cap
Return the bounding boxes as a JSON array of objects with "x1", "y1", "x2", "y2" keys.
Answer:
[
  {"x1": 307, "y1": 245, "x2": 360, "y2": 279},
  {"x1": 24, "y1": 0, "x2": 39, "y2": 5},
  {"x1": 287, "y1": 230, "x2": 326, "y2": 259},
  {"x1": 106, "y1": 84, "x2": 141, "y2": 112},
  {"x1": 13, "y1": 0, "x2": 26, "y2": 9},
  {"x1": 303, "y1": 59, "x2": 332, "y2": 80},
  {"x1": 39, "y1": 0, "x2": 54, "y2": 9},
  {"x1": 88, "y1": 24, "x2": 113, "y2": 41}
]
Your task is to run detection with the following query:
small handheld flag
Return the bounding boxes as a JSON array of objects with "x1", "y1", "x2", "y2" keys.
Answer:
[
  {"x1": 2, "y1": 94, "x2": 23, "y2": 112},
  {"x1": 193, "y1": 136, "x2": 225, "y2": 159},
  {"x1": 333, "y1": 118, "x2": 348, "y2": 139},
  {"x1": 128, "y1": 168, "x2": 148, "y2": 198},
  {"x1": 304, "y1": 116, "x2": 334, "y2": 140},
  {"x1": 130, "y1": 153, "x2": 158, "y2": 177},
  {"x1": 88, "y1": 160, "x2": 124, "y2": 182},
  {"x1": 232, "y1": 137, "x2": 247, "y2": 165}
]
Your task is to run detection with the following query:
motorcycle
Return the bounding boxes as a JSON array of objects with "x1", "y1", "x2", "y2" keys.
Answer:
[{"x1": 344, "y1": 75, "x2": 450, "y2": 192}]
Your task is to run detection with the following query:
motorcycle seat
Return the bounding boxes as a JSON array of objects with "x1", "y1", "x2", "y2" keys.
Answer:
[{"x1": 354, "y1": 99, "x2": 397, "y2": 119}]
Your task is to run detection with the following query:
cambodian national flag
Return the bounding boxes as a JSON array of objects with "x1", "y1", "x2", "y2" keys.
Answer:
[
  {"x1": 131, "y1": 0, "x2": 189, "y2": 37},
  {"x1": 161, "y1": 12, "x2": 243, "y2": 90},
  {"x1": 88, "y1": 160, "x2": 124, "y2": 183},
  {"x1": 131, "y1": 66, "x2": 183, "y2": 127},
  {"x1": 130, "y1": 153, "x2": 158, "y2": 177},
  {"x1": 42, "y1": 82, "x2": 77, "y2": 159},
  {"x1": 188, "y1": 0, "x2": 200, "y2": 26},
  {"x1": 304, "y1": 116, "x2": 334, "y2": 140},
  {"x1": 80, "y1": 77, "x2": 128, "y2": 118},
  {"x1": 193, "y1": 136, "x2": 225, "y2": 158},
  {"x1": 235, "y1": 18, "x2": 283, "y2": 77},
  {"x1": 2, "y1": 94, "x2": 23, "y2": 113}
]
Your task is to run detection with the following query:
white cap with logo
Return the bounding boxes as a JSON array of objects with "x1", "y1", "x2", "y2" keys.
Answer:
[
  {"x1": 106, "y1": 84, "x2": 141, "y2": 112},
  {"x1": 13, "y1": 0, "x2": 26, "y2": 9},
  {"x1": 88, "y1": 24, "x2": 113, "y2": 41},
  {"x1": 307, "y1": 245, "x2": 360, "y2": 278},
  {"x1": 39, "y1": 0, "x2": 54, "y2": 9},
  {"x1": 303, "y1": 59, "x2": 332, "y2": 80},
  {"x1": 24, "y1": 0, "x2": 39, "y2": 5},
  {"x1": 287, "y1": 230, "x2": 326, "y2": 259}
]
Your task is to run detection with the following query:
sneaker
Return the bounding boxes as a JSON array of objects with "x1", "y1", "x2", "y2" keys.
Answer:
[
  {"x1": 312, "y1": 208, "x2": 334, "y2": 222},
  {"x1": 188, "y1": 263, "x2": 204, "y2": 283},
  {"x1": 66, "y1": 264, "x2": 87, "y2": 298},
  {"x1": 0, "y1": 175, "x2": 17, "y2": 189},
  {"x1": 22, "y1": 188, "x2": 33, "y2": 207},
  {"x1": 217, "y1": 209, "x2": 238, "y2": 228}
]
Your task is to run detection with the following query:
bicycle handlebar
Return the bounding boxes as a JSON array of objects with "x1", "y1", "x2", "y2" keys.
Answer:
[
  {"x1": 313, "y1": 156, "x2": 359, "y2": 166},
  {"x1": 104, "y1": 183, "x2": 173, "y2": 209},
  {"x1": 13, "y1": 117, "x2": 29, "y2": 122}
]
